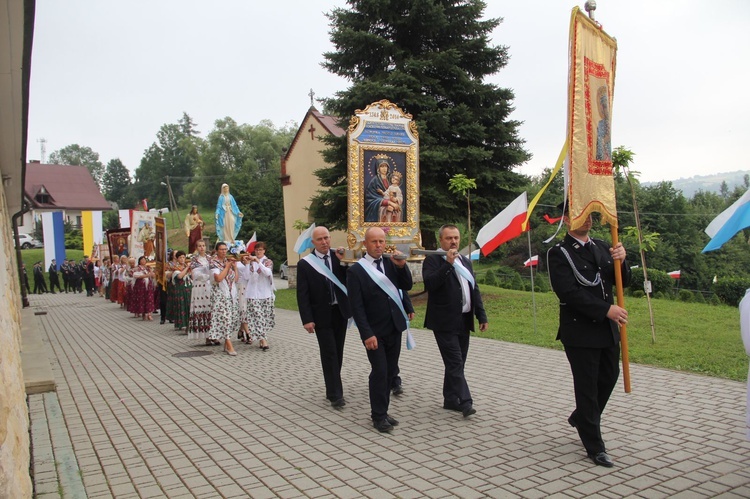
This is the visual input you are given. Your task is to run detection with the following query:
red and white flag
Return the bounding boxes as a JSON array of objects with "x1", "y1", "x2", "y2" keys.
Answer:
[
  {"x1": 245, "y1": 232, "x2": 257, "y2": 253},
  {"x1": 476, "y1": 192, "x2": 528, "y2": 256},
  {"x1": 524, "y1": 255, "x2": 539, "y2": 267},
  {"x1": 668, "y1": 270, "x2": 681, "y2": 279},
  {"x1": 141, "y1": 199, "x2": 148, "y2": 211}
]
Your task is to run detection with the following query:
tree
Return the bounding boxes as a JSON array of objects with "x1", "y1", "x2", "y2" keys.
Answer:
[
  {"x1": 132, "y1": 113, "x2": 203, "y2": 209},
  {"x1": 447, "y1": 173, "x2": 477, "y2": 251},
  {"x1": 312, "y1": 0, "x2": 530, "y2": 235},
  {"x1": 49, "y1": 144, "x2": 105, "y2": 188},
  {"x1": 101, "y1": 158, "x2": 131, "y2": 207}
]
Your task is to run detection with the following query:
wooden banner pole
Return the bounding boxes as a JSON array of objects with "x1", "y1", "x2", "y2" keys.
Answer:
[{"x1": 610, "y1": 225, "x2": 631, "y2": 393}]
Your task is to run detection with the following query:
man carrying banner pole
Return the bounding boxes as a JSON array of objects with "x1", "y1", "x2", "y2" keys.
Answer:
[{"x1": 547, "y1": 7, "x2": 631, "y2": 468}]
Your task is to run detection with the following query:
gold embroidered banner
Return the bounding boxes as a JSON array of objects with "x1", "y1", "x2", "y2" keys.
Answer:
[{"x1": 566, "y1": 7, "x2": 618, "y2": 230}]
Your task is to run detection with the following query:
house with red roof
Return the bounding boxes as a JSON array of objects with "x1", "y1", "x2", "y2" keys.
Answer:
[{"x1": 19, "y1": 161, "x2": 112, "y2": 234}]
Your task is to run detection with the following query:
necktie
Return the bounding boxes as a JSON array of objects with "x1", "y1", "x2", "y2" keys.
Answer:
[
  {"x1": 323, "y1": 254, "x2": 335, "y2": 303},
  {"x1": 374, "y1": 258, "x2": 383, "y2": 273}
]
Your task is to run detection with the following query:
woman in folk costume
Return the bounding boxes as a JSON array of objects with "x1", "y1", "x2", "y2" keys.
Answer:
[
  {"x1": 122, "y1": 257, "x2": 136, "y2": 311},
  {"x1": 187, "y1": 240, "x2": 214, "y2": 345},
  {"x1": 170, "y1": 251, "x2": 193, "y2": 331},
  {"x1": 131, "y1": 256, "x2": 156, "y2": 321},
  {"x1": 109, "y1": 258, "x2": 120, "y2": 303},
  {"x1": 239, "y1": 242, "x2": 275, "y2": 351},
  {"x1": 236, "y1": 248, "x2": 251, "y2": 344},
  {"x1": 209, "y1": 241, "x2": 240, "y2": 355}
]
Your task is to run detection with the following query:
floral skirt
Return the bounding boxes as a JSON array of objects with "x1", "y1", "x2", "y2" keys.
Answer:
[
  {"x1": 247, "y1": 297, "x2": 275, "y2": 341},
  {"x1": 208, "y1": 288, "x2": 240, "y2": 341},
  {"x1": 188, "y1": 281, "x2": 212, "y2": 339}
]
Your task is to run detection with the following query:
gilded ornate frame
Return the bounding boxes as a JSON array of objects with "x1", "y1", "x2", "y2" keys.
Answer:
[{"x1": 347, "y1": 100, "x2": 420, "y2": 250}]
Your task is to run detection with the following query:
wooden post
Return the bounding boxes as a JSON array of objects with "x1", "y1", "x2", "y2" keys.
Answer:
[{"x1": 610, "y1": 225, "x2": 631, "y2": 393}]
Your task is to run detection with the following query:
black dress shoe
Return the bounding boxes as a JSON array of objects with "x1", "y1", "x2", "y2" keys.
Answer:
[
  {"x1": 443, "y1": 402, "x2": 462, "y2": 412},
  {"x1": 331, "y1": 398, "x2": 346, "y2": 408},
  {"x1": 373, "y1": 419, "x2": 393, "y2": 433},
  {"x1": 589, "y1": 451, "x2": 614, "y2": 468},
  {"x1": 386, "y1": 415, "x2": 399, "y2": 426},
  {"x1": 391, "y1": 386, "x2": 404, "y2": 396},
  {"x1": 462, "y1": 406, "x2": 476, "y2": 418}
]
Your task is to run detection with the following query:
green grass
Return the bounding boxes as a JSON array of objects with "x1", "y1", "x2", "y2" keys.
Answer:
[{"x1": 275, "y1": 283, "x2": 747, "y2": 381}]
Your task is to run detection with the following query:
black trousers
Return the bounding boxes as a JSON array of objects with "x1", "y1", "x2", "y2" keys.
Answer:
[
  {"x1": 314, "y1": 305, "x2": 347, "y2": 401},
  {"x1": 433, "y1": 313, "x2": 473, "y2": 409},
  {"x1": 365, "y1": 330, "x2": 402, "y2": 421},
  {"x1": 564, "y1": 344, "x2": 620, "y2": 455}
]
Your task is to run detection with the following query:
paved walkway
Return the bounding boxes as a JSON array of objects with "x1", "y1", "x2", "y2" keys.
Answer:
[{"x1": 26, "y1": 290, "x2": 750, "y2": 498}]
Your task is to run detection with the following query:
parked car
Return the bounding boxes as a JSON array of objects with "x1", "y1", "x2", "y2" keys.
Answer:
[
  {"x1": 279, "y1": 260, "x2": 289, "y2": 280},
  {"x1": 16, "y1": 233, "x2": 43, "y2": 249}
]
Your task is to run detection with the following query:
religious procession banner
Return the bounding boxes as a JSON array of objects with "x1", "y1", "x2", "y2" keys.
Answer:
[
  {"x1": 130, "y1": 211, "x2": 158, "y2": 261},
  {"x1": 566, "y1": 7, "x2": 618, "y2": 230}
]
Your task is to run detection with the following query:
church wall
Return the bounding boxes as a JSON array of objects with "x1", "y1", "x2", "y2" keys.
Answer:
[
  {"x1": 0, "y1": 179, "x2": 32, "y2": 497},
  {"x1": 282, "y1": 115, "x2": 347, "y2": 270}
]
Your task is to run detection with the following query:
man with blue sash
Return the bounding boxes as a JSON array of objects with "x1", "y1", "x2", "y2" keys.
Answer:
[
  {"x1": 297, "y1": 227, "x2": 352, "y2": 409},
  {"x1": 423, "y1": 225, "x2": 488, "y2": 419},
  {"x1": 347, "y1": 227, "x2": 414, "y2": 433}
]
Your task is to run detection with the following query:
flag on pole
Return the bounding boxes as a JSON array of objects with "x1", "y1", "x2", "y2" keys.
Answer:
[
  {"x1": 702, "y1": 189, "x2": 750, "y2": 252},
  {"x1": 668, "y1": 270, "x2": 681, "y2": 279},
  {"x1": 566, "y1": 7, "x2": 618, "y2": 230},
  {"x1": 293, "y1": 223, "x2": 316, "y2": 254},
  {"x1": 543, "y1": 214, "x2": 563, "y2": 224},
  {"x1": 475, "y1": 192, "x2": 528, "y2": 257},
  {"x1": 119, "y1": 209, "x2": 132, "y2": 228},
  {"x1": 245, "y1": 232, "x2": 258, "y2": 253},
  {"x1": 42, "y1": 212, "x2": 66, "y2": 270},
  {"x1": 470, "y1": 248, "x2": 480, "y2": 261},
  {"x1": 82, "y1": 211, "x2": 94, "y2": 256},
  {"x1": 524, "y1": 255, "x2": 539, "y2": 268}
]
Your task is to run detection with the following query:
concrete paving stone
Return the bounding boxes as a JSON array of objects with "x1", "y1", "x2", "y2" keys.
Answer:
[{"x1": 715, "y1": 473, "x2": 750, "y2": 488}]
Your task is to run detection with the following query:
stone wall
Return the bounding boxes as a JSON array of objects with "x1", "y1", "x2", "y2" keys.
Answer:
[{"x1": 0, "y1": 182, "x2": 32, "y2": 497}]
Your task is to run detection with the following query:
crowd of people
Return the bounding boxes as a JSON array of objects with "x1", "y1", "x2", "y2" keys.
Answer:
[
  {"x1": 27, "y1": 239, "x2": 278, "y2": 356},
  {"x1": 24, "y1": 212, "x2": 630, "y2": 469}
]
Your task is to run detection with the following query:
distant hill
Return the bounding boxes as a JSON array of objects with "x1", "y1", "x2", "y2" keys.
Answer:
[{"x1": 642, "y1": 170, "x2": 750, "y2": 198}]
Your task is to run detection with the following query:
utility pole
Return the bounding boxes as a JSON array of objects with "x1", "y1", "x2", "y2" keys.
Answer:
[{"x1": 164, "y1": 176, "x2": 181, "y2": 229}]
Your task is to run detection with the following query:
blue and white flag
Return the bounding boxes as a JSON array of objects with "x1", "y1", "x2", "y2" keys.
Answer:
[
  {"x1": 703, "y1": 189, "x2": 750, "y2": 253},
  {"x1": 470, "y1": 249, "x2": 480, "y2": 261},
  {"x1": 42, "y1": 211, "x2": 66, "y2": 270},
  {"x1": 293, "y1": 223, "x2": 316, "y2": 254}
]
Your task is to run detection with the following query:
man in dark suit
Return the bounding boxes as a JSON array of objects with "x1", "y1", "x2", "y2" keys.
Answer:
[
  {"x1": 347, "y1": 227, "x2": 414, "y2": 433},
  {"x1": 547, "y1": 207, "x2": 630, "y2": 468},
  {"x1": 297, "y1": 226, "x2": 352, "y2": 409},
  {"x1": 48, "y1": 259, "x2": 62, "y2": 294},
  {"x1": 83, "y1": 255, "x2": 95, "y2": 296},
  {"x1": 423, "y1": 225, "x2": 488, "y2": 419}
]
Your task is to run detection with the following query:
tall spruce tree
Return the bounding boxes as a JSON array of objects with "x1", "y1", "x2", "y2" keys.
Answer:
[{"x1": 313, "y1": 0, "x2": 530, "y2": 235}]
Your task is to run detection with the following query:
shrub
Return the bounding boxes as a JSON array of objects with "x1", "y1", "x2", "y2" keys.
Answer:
[
  {"x1": 630, "y1": 268, "x2": 675, "y2": 296},
  {"x1": 483, "y1": 269, "x2": 498, "y2": 287},
  {"x1": 65, "y1": 230, "x2": 83, "y2": 250},
  {"x1": 713, "y1": 277, "x2": 750, "y2": 306},
  {"x1": 678, "y1": 289, "x2": 694, "y2": 302},
  {"x1": 694, "y1": 292, "x2": 706, "y2": 304},
  {"x1": 709, "y1": 294, "x2": 723, "y2": 306},
  {"x1": 632, "y1": 290, "x2": 645, "y2": 298},
  {"x1": 654, "y1": 291, "x2": 665, "y2": 299}
]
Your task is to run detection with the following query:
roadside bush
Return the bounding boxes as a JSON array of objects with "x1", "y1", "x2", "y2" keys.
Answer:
[
  {"x1": 483, "y1": 269, "x2": 498, "y2": 287},
  {"x1": 632, "y1": 290, "x2": 645, "y2": 298},
  {"x1": 654, "y1": 291, "x2": 665, "y2": 299},
  {"x1": 629, "y1": 268, "x2": 674, "y2": 296},
  {"x1": 65, "y1": 230, "x2": 83, "y2": 250},
  {"x1": 709, "y1": 294, "x2": 723, "y2": 306},
  {"x1": 713, "y1": 277, "x2": 750, "y2": 306},
  {"x1": 678, "y1": 289, "x2": 694, "y2": 302},
  {"x1": 693, "y1": 292, "x2": 706, "y2": 304}
]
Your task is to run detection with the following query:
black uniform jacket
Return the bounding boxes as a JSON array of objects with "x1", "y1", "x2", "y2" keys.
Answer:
[
  {"x1": 547, "y1": 234, "x2": 631, "y2": 349},
  {"x1": 347, "y1": 257, "x2": 413, "y2": 342},
  {"x1": 296, "y1": 250, "x2": 351, "y2": 328},
  {"x1": 423, "y1": 254, "x2": 487, "y2": 332}
]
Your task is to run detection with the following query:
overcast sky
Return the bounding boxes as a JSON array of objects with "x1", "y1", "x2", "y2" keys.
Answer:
[{"x1": 26, "y1": 0, "x2": 750, "y2": 183}]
